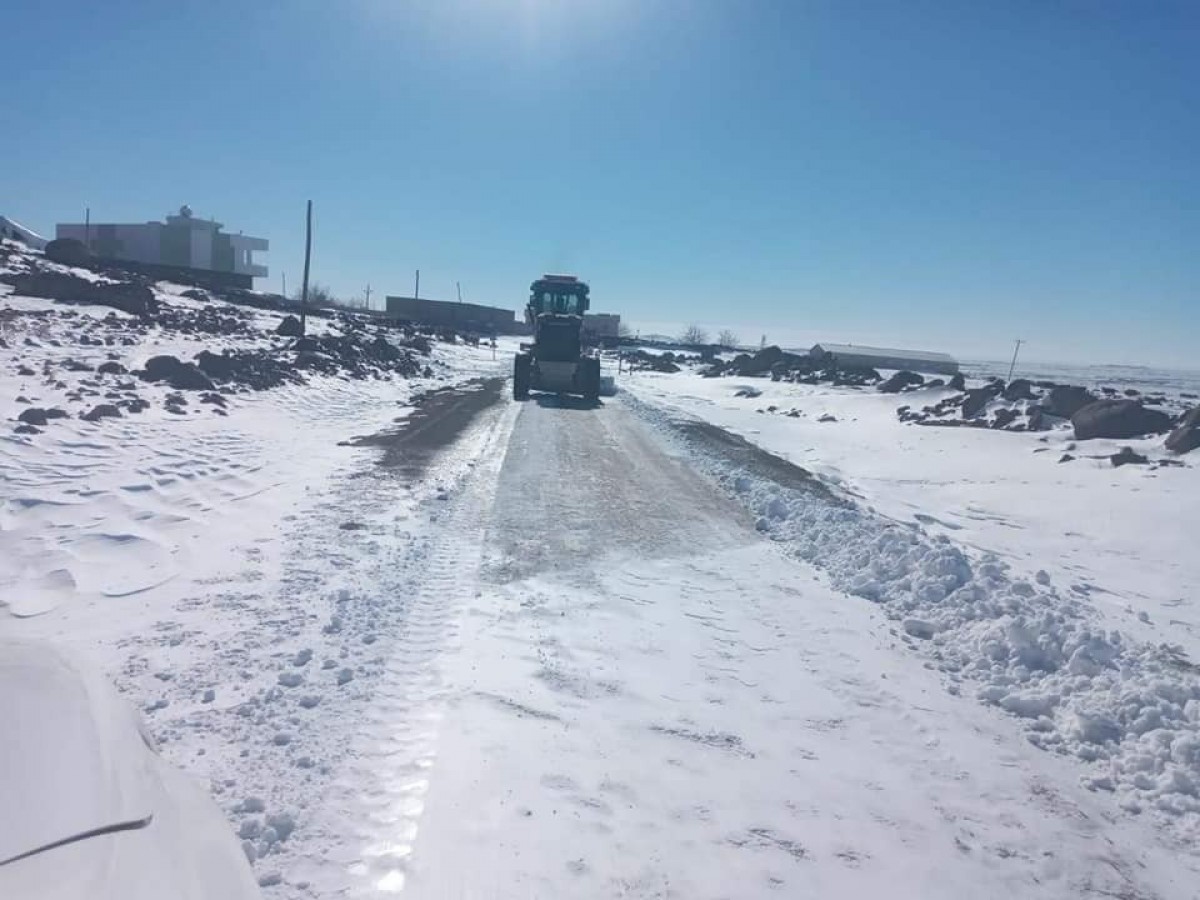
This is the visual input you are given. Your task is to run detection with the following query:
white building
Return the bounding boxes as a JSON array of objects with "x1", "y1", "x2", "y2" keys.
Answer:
[
  {"x1": 57, "y1": 206, "x2": 267, "y2": 287},
  {"x1": 808, "y1": 343, "x2": 959, "y2": 376}
]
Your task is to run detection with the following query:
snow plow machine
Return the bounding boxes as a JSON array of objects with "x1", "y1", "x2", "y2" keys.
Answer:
[{"x1": 513, "y1": 274, "x2": 601, "y2": 403}]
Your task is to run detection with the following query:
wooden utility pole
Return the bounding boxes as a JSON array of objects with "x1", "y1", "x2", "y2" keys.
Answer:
[
  {"x1": 1007, "y1": 339, "x2": 1024, "y2": 382},
  {"x1": 84, "y1": 207, "x2": 90, "y2": 250},
  {"x1": 300, "y1": 200, "x2": 312, "y2": 335},
  {"x1": 364, "y1": 283, "x2": 373, "y2": 310},
  {"x1": 414, "y1": 269, "x2": 420, "y2": 301},
  {"x1": 281, "y1": 272, "x2": 287, "y2": 298},
  {"x1": 456, "y1": 281, "x2": 463, "y2": 303}
]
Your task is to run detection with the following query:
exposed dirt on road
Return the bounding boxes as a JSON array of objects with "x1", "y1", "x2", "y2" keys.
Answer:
[{"x1": 344, "y1": 377, "x2": 505, "y2": 479}]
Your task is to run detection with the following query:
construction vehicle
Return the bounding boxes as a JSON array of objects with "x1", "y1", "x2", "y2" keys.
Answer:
[{"x1": 513, "y1": 274, "x2": 601, "y2": 402}]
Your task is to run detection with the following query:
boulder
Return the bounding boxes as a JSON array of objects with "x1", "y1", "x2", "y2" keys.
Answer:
[
  {"x1": 736, "y1": 346, "x2": 784, "y2": 377},
  {"x1": 992, "y1": 408, "x2": 1020, "y2": 429},
  {"x1": 44, "y1": 237, "x2": 92, "y2": 268},
  {"x1": 879, "y1": 371, "x2": 925, "y2": 394},
  {"x1": 1072, "y1": 399, "x2": 1172, "y2": 441},
  {"x1": 962, "y1": 388, "x2": 993, "y2": 419},
  {"x1": 948, "y1": 372, "x2": 965, "y2": 391},
  {"x1": 1002, "y1": 379, "x2": 1036, "y2": 401},
  {"x1": 17, "y1": 408, "x2": 49, "y2": 426},
  {"x1": 1026, "y1": 406, "x2": 1048, "y2": 432},
  {"x1": 81, "y1": 404, "x2": 121, "y2": 422},
  {"x1": 195, "y1": 350, "x2": 237, "y2": 380},
  {"x1": 276, "y1": 315, "x2": 304, "y2": 337},
  {"x1": 1110, "y1": 447, "x2": 1149, "y2": 468},
  {"x1": 1045, "y1": 385, "x2": 1097, "y2": 418},
  {"x1": 142, "y1": 354, "x2": 216, "y2": 391},
  {"x1": 292, "y1": 336, "x2": 320, "y2": 353},
  {"x1": 97, "y1": 361, "x2": 126, "y2": 375},
  {"x1": 1165, "y1": 407, "x2": 1200, "y2": 455}
]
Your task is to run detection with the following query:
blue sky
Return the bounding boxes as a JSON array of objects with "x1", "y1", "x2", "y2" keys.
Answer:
[{"x1": 5, "y1": 1, "x2": 1197, "y2": 366}]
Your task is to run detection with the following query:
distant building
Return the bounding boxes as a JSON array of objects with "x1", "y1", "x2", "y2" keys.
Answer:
[
  {"x1": 583, "y1": 313, "x2": 621, "y2": 339},
  {"x1": 56, "y1": 206, "x2": 267, "y2": 289},
  {"x1": 808, "y1": 343, "x2": 959, "y2": 376},
  {"x1": 385, "y1": 296, "x2": 518, "y2": 333}
]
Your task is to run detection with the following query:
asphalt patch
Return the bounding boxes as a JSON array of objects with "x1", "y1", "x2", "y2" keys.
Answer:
[{"x1": 344, "y1": 377, "x2": 504, "y2": 479}]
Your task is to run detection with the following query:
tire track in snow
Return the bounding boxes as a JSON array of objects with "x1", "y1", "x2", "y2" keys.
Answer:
[{"x1": 276, "y1": 396, "x2": 518, "y2": 897}]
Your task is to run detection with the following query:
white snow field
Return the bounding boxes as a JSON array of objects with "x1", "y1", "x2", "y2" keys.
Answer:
[{"x1": 3, "y1": 251, "x2": 1199, "y2": 899}]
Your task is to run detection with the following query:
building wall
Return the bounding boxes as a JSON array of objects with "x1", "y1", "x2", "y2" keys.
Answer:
[
  {"x1": 584, "y1": 313, "x2": 621, "y2": 338},
  {"x1": 386, "y1": 296, "x2": 517, "y2": 332},
  {"x1": 810, "y1": 347, "x2": 959, "y2": 376}
]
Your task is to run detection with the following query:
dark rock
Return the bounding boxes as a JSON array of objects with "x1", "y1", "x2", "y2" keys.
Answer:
[
  {"x1": 276, "y1": 315, "x2": 304, "y2": 337},
  {"x1": 992, "y1": 408, "x2": 1020, "y2": 429},
  {"x1": 1165, "y1": 408, "x2": 1200, "y2": 455},
  {"x1": 1123, "y1": 388, "x2": 1140, "y2": 398},
  {"x1": 1110, "y1": 447, "x2": 1149, "y2": 468},
  {"x1": 879, "y1": 371, "x2": 925, "y2": 394},
  {"x1": 1045, "y1": 385, "x2": 1097, "y2": 418},
  {"x1": 81, "y1": 404, "x2": 121, "y2": 422},
  {"x1": 63, "y1": 358, "x2": 94, "y2": 372},
  {"x1": 926, "y1": 378, "x2": 945, "y2": 388},
  {"x1": 292, "y1": 336, "x2": 320, "y2": 353},
  {"x1": 194, "y1": 350, "x2": 237, "y2": 380},
  {"x1": 737, "y1": 346, "x2": 783, "y2": 376},
  {"x1": 18, "y1": 408, "x2": 49, "y2": 426},
  {"x1": 3, "y1": 271, "x2": 157, "y2": 317},
  {"x1": 44, "y1": 237, "x2": 92, "y2": 267},
  {"x1": 97, "y1": 361, "x2": 127, "y2": 375},
  {"x1": 120, "y1": 397, "x2": 151, "y2": 414},
  {"x1": 734, "y1": 387, "x2": 763, "y2": 399},
  {"x1": 13, "y1": 424, "x2": 40, "y2": 435},
  {"x1": 199, "y1": 392, "x2": 227, "y2": 407},
  {"x1": 1058, "y1": 453, "x2": 1075, "y2": 463},
  {"x1": 1072, "y1": 399, "x2": 1172, "y2": 441},
  {"x1": 1182, "y1": 393, "x2": 1198, "y2": 400},
  {"x1": 1026, "y1": 406, "x2": 1047, "y2": 431},
  {"x1": 962, "y1": 388, "x2": 994, "y2": 419},
  {"x1": 817, "y1": 414, "x2": 838, "y2": 423},
  {"x1": 948, "y1": 372, "x2": 966, "y2": 391},
  {"x1": 17, "y1": 366, "x2": 35, "y2": 376},
  {"x1": 142, "y1": 355, "x2": 216, "y2": 391},
  {"x1": 1002, "y1": 379, "x2": 1036, "y2": 401}
]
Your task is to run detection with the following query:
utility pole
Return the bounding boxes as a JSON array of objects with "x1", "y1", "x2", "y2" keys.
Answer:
[
  {"x1": 1007, "y1": 339, "x2": 1024, "y2": 382},
  {"x1": 456, "y1": 281, "x2": 462, "y2": 303},
  {"x1": 300, "y1": 200, "x2": 312, "y2": 335},
  {"x1": 414, "y1": 269, "x2": 420, "y2": 301},
  {"x1": 281, "y1": 272, "x2": 287, "y2": 299},
  {"x1": 84, "y1": 207, "x2": 90, "y2": 251},
  {"x1": 760, "y1": 334, "x2": 766, "y2": 350},
  {"x1": 364, "y1": 283, "x2": 373, "y2": 310}
]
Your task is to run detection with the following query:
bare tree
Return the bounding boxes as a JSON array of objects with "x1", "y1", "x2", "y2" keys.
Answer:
[
  {"x1": 680, "y1": 324, "x2": 708, "y2": 345},
  {"x1": 717, "y1": 329, "x2": 739, "y2": 349},
  {"x1": 293, "y1": 282, "x2": 336, "y2": 308}
]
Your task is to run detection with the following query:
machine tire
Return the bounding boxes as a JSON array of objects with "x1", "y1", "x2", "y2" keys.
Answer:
[
  {"x1": 513, "y1": 354, "x2": 532, "y2": 400},
  {"x1": 581, "y1": 358, "x2": 601, "y2": 403}
]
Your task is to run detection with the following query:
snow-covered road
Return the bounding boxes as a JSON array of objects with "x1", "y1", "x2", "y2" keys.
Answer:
[{"x1": 288, "y1": 395, "x2": 1191, "y2": 899}]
